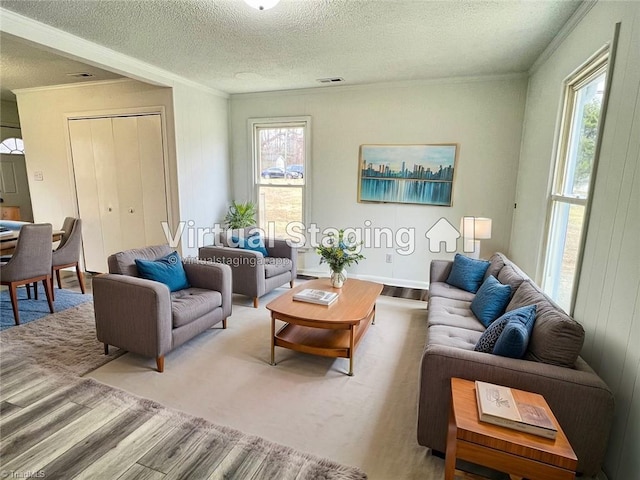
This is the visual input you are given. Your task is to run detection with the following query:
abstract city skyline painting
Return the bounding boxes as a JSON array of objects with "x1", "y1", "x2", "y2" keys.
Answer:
[{"x1": 358, "y1": 144, "x2": 458, "y2": 206}]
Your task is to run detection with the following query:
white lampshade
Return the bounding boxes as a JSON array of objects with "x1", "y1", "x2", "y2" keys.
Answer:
[
  {"x1": 474, "y1": 217, "x2": 492, "y2": 240},
  {"x1": 244, "y1": 0, "x2": 280, "y2": 10}
]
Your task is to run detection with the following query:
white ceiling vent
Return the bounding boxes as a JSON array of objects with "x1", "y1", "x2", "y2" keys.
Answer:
[
  {"x1": 316, "y1": 77, "x2": 344, "y2": 84},
  {"x1": 66, "y1": 72, "x2": 94, "y2": 78}
]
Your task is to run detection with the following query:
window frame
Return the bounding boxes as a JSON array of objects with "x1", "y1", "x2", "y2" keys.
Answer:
[
  {"x1": 540, "y1": 46, "x2": 613, "y2": 314},
  {"x1": 248, "y1": 116, "x2": 312, "y2": 238}
]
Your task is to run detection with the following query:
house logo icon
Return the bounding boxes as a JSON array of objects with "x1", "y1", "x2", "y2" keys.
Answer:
[{"x1": 425, "y1": 218, "x2": 460, "y2": 253}]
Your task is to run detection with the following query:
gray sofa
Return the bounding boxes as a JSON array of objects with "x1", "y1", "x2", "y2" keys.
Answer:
[{"x1": 418, "y1": 252, "x2": 614, "y2": 476}]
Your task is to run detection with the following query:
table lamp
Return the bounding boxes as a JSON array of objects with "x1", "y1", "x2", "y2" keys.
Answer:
[{"x1": 460, "y1": 217, "x2": 492, "y2": 259}]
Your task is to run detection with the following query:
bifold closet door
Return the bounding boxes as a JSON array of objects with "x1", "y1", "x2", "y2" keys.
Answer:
[{"x1": 69, "y1": 114, "x2": 168, "y2": 272}]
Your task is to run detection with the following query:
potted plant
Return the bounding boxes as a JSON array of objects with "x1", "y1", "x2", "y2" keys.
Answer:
[
  {"x1": 224, "y1": 201, "x2": 257, "y2": 229},
  {"x1": 316, "y1": 229, "x2": 365, "y2": 288}
]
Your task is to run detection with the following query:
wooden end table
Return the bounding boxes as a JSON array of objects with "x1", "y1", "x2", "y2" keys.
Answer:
[
  {"x1": 446, "y1": 378, "x2": 577, "y2": 480},
  {"x1": 265, "y1": 278, "x2": 382, "y2": 376}
]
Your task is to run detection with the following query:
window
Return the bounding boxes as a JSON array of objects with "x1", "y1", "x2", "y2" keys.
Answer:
[
  {"x1": 542, "y1": 51, "x2": 609, "y2": 313},
  {"x1": 250, "y1": 117, "x2": 310, "y2": 238},
  {"x1": 0, "y1": 137, "x2": 24, "y2": 154}
]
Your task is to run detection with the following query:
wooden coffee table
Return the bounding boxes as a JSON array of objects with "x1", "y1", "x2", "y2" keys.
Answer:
[
  {"x1": 266, "y1": 278, "x2": 382, "y2": 376},
  {"x1": 446, "y1": 378, "x2": 577, "y2": 480}
]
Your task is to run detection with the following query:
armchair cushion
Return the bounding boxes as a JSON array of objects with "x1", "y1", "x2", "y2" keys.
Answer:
[
  {"x1": 231, "y1": 233, "x2": 268, "y2": 256},
  {"x1": 171, "y1": 288, "x2": 223, "y2": 328},
  {"x1": 135, "y1": 251, "x2": 190, "y2": 292},
  {"x1": 264, "y1": 257, "x2": 293, "y2": 278}
]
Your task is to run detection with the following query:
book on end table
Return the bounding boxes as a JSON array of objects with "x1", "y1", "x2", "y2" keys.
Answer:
[
  {"x1": 475, "y1": 381, "x2": 558, "y2": 439},
  {"x1": 293, "y1": 289, "x2": 339, "y2": 306}
]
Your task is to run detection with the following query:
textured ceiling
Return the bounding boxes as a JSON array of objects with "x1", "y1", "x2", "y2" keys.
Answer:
[{"x1": 0, "y1": 0, "x2": 582, "y2": 95}]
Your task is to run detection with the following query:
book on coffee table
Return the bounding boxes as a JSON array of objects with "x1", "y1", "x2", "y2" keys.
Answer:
[
  {"x1": 293, "y1": 289, "x2": 339, "y2": 306},
  {"x1": 475, "y1": 381, "x2": 557, "y2": 439}
]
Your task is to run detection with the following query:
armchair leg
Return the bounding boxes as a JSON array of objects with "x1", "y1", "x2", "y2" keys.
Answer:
[
  {"x1": 253, "y1": 297, "x2": 259, "y2": 309},
  {"x1": 104, "y1": 343, "x2": 109, "y2": 355},
  {"x1": 156, "y1": 356, "x2": 164, "y2": 373},
  {"x1": 222, "y1": 318, "x2": 227, "y2": 329},
  {"x1": 290, "y1": 280, "x2": 294, "y2": 288}
]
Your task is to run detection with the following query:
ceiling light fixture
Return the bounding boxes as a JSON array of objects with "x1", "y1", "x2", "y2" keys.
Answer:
[{"x1": 244, "y1": 0, "x2": 279, "y2": 11}]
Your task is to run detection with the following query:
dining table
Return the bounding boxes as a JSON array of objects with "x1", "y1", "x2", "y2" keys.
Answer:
[{"x1": 0, "y1": 223, "x2": 64, "y2": 256}]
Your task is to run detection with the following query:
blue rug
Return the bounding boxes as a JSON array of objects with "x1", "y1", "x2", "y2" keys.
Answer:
[{"x1": 0, "y1": 285, "x2": 92, "y2": 330}]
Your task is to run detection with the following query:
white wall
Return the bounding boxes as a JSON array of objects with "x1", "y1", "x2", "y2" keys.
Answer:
[
  {"x1": 15, "y1": 79, "x2": 180, "y2": 235},
  {"x1": 510, "y1": 2, "x2": 640, "y2": 479},
  {"x1": 230, "y1": 77, "x2": 527, "y2": 287},
  {"x1": 172, "y1": 84, "x2": 231, "y2": 257}
]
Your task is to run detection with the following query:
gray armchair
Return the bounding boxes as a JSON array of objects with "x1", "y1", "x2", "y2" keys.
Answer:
[
  {"x1": 0, "y1": 223, "x2": 54, "y2": 324},
  {"x1": 92, "y1": 245, "x2": 232, "y2": 372},
  {"x1": 199, "y1": 228, "x2": 297, "y2": 308},
  {"x1": 52, "y1": 217, "x2": 85, "y2": 299}
]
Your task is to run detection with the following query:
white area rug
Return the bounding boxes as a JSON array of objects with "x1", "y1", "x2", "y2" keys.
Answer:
[{"x1": 86, "y1": 288, "x2": 445, "y2": 479}]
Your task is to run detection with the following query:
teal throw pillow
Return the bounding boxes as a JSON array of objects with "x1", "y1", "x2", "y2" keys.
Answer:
[
  {"x1": 445, "y1": 253, "x2": 490, "y2": 293},
  {"x1": 474, "y1": 315, "x2": 509, "y2": 353},
  {"x1": 493, "y1": 304, "x2": 537, "y2": 359},
  {"x1": 471, "y1": 275, "x2": 512, "y2": 327},
  {"x1": 231, "y1": 233, "x2": 269, "y2": 257},
  {"x1": 135, "y1": 251, "x2": 190, "y2": 292}
]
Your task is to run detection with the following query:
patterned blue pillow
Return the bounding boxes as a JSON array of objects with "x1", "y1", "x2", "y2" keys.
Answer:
[
  {"x1": 471, "y1": 275, "x2": 512, "y2": 327},
  {"x1": 231, "y1": 233, "x2": 269, "y2": 256},
  {"x1": 135, "y1": 251, "x2": 190, "y2": 292},
  {"x1": 446, "y1": 254, "x2": 490, "y2": 293},
  {"x1": 474, "y1": 315, "x2": 509, "y2": 353},
  {"x1": 493, "y1": 305, "x2": 537, "y2": 358}
]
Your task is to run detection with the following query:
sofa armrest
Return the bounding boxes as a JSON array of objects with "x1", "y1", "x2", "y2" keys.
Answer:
[
  {"x1": 418, "y1": 344, "x2": 614, "y2": 476},
  {"x1": 430, "y1": 260, "x2": 453, "y2": 284},
  {"x1": 266, "y1": 238, "x2": 297, "y2": 279},
  {"x1": 183, "y1": 260, "x2": 232, "y2": 318},
  {"x1": 92, "y1": 274, "x2": 173, "y2": 357},
  {"x1": 199, "y1": 245, "x2": 265, "y2": 297}
]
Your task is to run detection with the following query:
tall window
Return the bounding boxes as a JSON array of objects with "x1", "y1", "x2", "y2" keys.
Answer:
[
  {"x1": 542, "y1": 51, "x2": 608, "y2": 313},
  {"x1": 250, "y1": 117, "x2": 310, "y2": 238}
]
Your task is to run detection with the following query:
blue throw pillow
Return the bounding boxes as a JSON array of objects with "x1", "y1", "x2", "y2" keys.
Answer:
[
  {"x1": 470, "y1": 275, "x2": 512, "y2": 327},
  {"x1": 474, "y1": 315, "x2": 510, "y2": 353},
  {"x1": 446, "y1": 254, "x2": 490, "y2": 293},
  {"x1": 493, "y1": 305, "x2": 537, "y2": 358},
  {"x1": 135, "y1": 251, "x2": 190, "y2": 292},
  {"x1": 231, "y1": 233, "x2": 269, "y2": 257}
]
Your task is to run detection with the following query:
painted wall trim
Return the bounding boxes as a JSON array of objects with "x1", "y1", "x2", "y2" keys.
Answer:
[
  {"x1": 529, "y1": 0, "x2": 599, "y2": 75},
  {"x1": 13, "y1": 78, "x2": 137, "y2": 96},
  {"x1": 298, "y1": 268, "x2": 430, "y2": 291},
  {"x1": 0, "y1": 7, "x2": 229, "y2": 99},
  {"x1": 230, "y1": 72, "x2": 528, "y2": 100}
]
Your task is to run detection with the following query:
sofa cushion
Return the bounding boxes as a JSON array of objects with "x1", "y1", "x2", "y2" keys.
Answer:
[
  {"x1": 497, "y1": 264, "x2": 528, "y2": 297},
  {"x1": 483, "y1": 252, "x2": 507, "y2": 281},
  {"x1": 445, "y1": 254, "x2": 490, "y2": 293},
  {"x1": 231, "y1": 233, "x2": 268, "y2": 256},
  {"x1": 470, "y1": 275, "x2": 512, "y2": 327},
  {"x1": 428, "y1": 297, "x2": 485, "y2": 332},
  {"x1": 428, "y1": 325, "x2": 481, "y2": 351},
  {"x1": 264, "y1": 257, "x2": 293, "y2": 278},
  {"x1": 493, "y1": 305, "x2": 537, "y2": 358},
  {"x1": 428, "y1": 282, "x2": 475, "y2": 302},
  {"x1": 474, "y1": 315, "x2": 509, "y2": 353},
  {"x1": 135, "y1": 251, "x2": 191, "y2": 292},
  {"x1": 171, "y1": 288, "x2": 222, "y2": 328},
  {"x1": 507, "y1": 281, "x2": 585, "y2": 367}
]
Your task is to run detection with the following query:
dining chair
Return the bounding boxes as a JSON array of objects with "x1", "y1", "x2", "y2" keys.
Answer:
[
  {"x1": 51, "y1": 217, "x2": 85, "y2": 300},
  {"x1": 0, "y1": 223, "x2": 55, "y2": 325}
]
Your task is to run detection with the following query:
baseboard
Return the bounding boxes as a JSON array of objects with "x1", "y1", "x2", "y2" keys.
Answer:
[{"x1": 298, "y1": 268, "x2": 429, "y2": 290}]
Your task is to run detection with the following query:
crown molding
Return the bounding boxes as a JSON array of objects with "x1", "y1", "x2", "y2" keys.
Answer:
[
  {"x1": 529, "y1": 0, "x2": 599, "y2": 74},
  {"x1": 0, "y1": 8, "x2": 229, "y2": 99},
  {"x1": 12, "y1": 78, "x2": 139, "y2": 96},
  {"x1": 230, "y1": 72, "x2": 528, "y2": 100}
]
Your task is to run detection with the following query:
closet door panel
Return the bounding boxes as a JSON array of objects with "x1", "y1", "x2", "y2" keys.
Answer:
[
  {"x1": 137, "y1": 114, "x2": 168, "y2": 246},
  {"x1": 68, "y1": 119, "x2": 107, "y2": 272},
  {"x1": 112, "y1": 116, "x2": 145, "y2": 250}
]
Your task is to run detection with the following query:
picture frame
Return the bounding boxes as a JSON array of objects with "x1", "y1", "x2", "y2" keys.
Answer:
[{"x1": 358, "y1": 144, "x2": 458, "y2": 206}]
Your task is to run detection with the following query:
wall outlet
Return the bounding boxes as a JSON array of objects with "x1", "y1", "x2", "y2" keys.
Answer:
[
  {"x1": 386, "y1": 254, "x2": 393, "y2": 263},
  {"x1": 34, "y1": 171, "x2": 44, "y2": 181}
]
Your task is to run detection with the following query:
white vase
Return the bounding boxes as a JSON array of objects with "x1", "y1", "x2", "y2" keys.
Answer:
[{"x1": 330, "y1": 269, "x2": 347, "y2": 288}]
